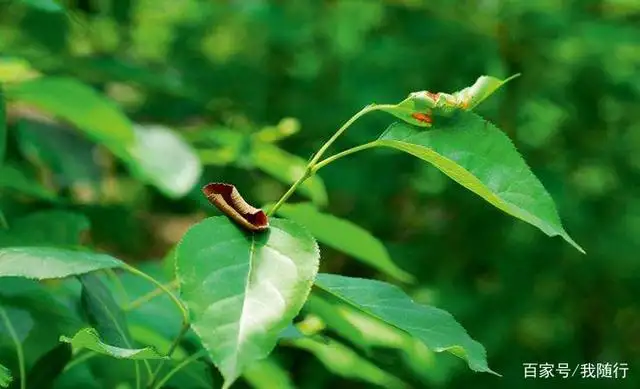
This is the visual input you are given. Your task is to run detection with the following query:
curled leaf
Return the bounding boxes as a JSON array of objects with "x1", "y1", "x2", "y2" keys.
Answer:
[
  {"x1": 380, "y1": 74, "x2": 520, "y2": 127},
  {"x1": 202, "y1": 183, "x2": 269, "y2": 231}
]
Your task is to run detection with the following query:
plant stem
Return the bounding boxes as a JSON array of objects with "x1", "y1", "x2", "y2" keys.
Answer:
[
  {"x1": 0, "y1": 306, "x2": 25, "y2": 389},
  {"x1": 122, "y1": 264, "x2": 189, "y2": 329},
  {"x1": 152, "y1": 350, "x2": 207, "y2": 389},
  {"x1": 121, "y1": 263, "x2": 191, "y2": 388},
  {"x1": 147, "y1": 323, "x2": 190, "y2": 388},
  {"x1": 0, "y1": 210, "x2": 8, "y2": 230},
  {"x1": 308, "y1": 105, "x2": 378, "y2": 166},
  {"x1": 310, "y1": 142, "x2": 379, "y2": 173},
  {"x1": 63, "y1": 351, "x2": 98, "y2": 373},
  {"x1": 267, "y1": 104, "x2": 380, "y2": 216},
  {"x1": 266, "y1": 168, "x2": 311, "y2": 216},
  {"x1": 124, "y1": 280, "x2": 180, "y2": 311}
]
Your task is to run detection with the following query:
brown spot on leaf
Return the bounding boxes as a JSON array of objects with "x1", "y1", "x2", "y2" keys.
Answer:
[
  {"x1": 411, "y1": 112, "x2": 433, "y2": 124},
  {"x1": 202, "y1": 183, "x2": 269, "y2": 231}
]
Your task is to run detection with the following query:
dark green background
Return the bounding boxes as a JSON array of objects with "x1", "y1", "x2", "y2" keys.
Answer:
[{"x1": 1, "y1": 0, "x2": 638, "y2": 388}]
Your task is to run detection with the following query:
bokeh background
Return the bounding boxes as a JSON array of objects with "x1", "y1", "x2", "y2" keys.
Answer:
[{"x1": 1, "y1": 0, "x2": 639, "y2": 388}]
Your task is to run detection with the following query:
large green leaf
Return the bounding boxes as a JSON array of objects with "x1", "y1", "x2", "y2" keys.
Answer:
[
  {"x1": 287, "y1": 336, "x2": 408, "y2": 389},
  {"x1": 126, "y1": 124, "x2": 202, "y2": 198},
  {"x1": 5, "y1": 77, "x2": 135, "y2": 149},
  {"x1": 0, "y1": 364, "x2": 10, "y2": 388},
  {"x1": 0, "y1": 248, "x2": 123, "y2": 280},
  {"x1": 373, "y1": 112, "x2": 583, "y2": 252},
  {"x1": 271, "y1": 203, "x2": 412, "y2": 282},
  {"x1": 0, "y1": 210, "x2": 89, "y2": 248},
  {"x1": 176, "y1": 216, "x2": 320, "y2": 388},
  {"x1": 60, "y1": 328, "x2": 166, "y2": 360},
  {"x1": 304, "y1": 294, "x2": 458, "y2": 385},
  {"x1": 251, "y1": 141, "x2": 328, "y2": 206},
  {"x1": 314, "y1": 274, "x2": 495, "y2": 374}
]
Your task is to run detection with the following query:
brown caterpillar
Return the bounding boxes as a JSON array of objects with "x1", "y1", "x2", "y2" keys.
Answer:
[{"x1": 202, "y1": 183, "x2": 269, "y2": 231}]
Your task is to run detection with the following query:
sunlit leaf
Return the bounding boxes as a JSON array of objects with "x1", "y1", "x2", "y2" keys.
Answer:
[
  {"x1": 372, "y1": 112, "x2": 583, "y2": 252},
  {"x1": 126, "y1": 125, "x2": 202, "y2": 198},
  {"x1": 315, "y1": 274, "x2": 496, "y2": 374},
  {"x1": 0, "y1": 58, "x2": 40, "y2": 84},
  {"x1": 60, "y1": 328, "x2": 166, "y2": 360},
  {"x1": 271, "y1": 203, "x2": 413, "y2": 282},
  {"x1": 253, "y1": 118, "x2": 300, "y2": 143},
  {"x1": 251, "y1": 141, "x2": 328, "y2": 206},
  {"x1": 287, "y1": 336, "x2": 408, "y2": 389},
  {"x1": 6, "y1": 77, "x2": 135, "y2": 149},
  {"x1": 176, "y1": 216, "x2": 319, "y2": 388},
  {"x1": 0, "y1": 247, "x2": 123, "y2": 280}
]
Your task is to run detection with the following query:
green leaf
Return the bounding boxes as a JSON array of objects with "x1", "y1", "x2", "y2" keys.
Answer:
[
  {"x1": 252, "y1": 118, "x2": 300, "y2": 143},
  {"x1": 60, "y1": 328, "x2": 166, "y2": 360},
  {"x1": 287, "y1": 336, "x2": 408, "y2": 389},
  {"x1": 18, "y1": 0, "x2": 64, "y2": 12},
  {"x1": 373, "y1": 112, "x2": 583, "y2": 252},
  {"x1": 0, "y1": 364, "x2": 11, "y2": 388},
  {"x1": 251, "y1": 141, "x2": 328, "y2": 206},
  {"x1": 0, "y1": 165, "x2": 57, "y2": 200},
  {"x1": 381, "y1": 75, "x2": 518, "y2": 127},
  {"x1": 0, "y1": 210, "x2": 89, "y2": 248},
  {"x1": 314, "y1": 274, "x2": 495, "y2": 375},
  {"x1": 243, "y1": 357, "x2": 296, "y2": 389},
  {"x1": 25, "y1": 343, "x2": 72, "y2": 389},
  {"x1": 5, "y1": 77, "x2": 135, "y2": 150},
  {"x1": 125, "y1": 125, "x2": 202, "y2": 198},
  {"x1": 0, "y1": 86, "x2": 6, "y2": 165},
  {"x1": 176, "y1": 216, "x2": 320, "y2": 388},
  {"x1": 0, "y1": 247, "x2": 123, "y2": 280},
  {"x1": 15, "y1": 119, "x2": 103, "y2": 188},
  {"x1": 79, "y1": 274, "x2": 151, "y2": 385},
  {"x1": 271, "y1": 203, "x2": 413, "y2": 283},
  {"x1": 79, "y1": 274, "x2": 134, "y2": 349},
  {"x1": 304, "y1": 294, "x2": 458, "y2": 385}
]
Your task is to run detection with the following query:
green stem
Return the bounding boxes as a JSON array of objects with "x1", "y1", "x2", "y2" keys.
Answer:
[
  {"x1": 63, "y1": 351, "x2": 98, "y2": 373},
  {"x1": 310, "y1": 142, "x2": 379, "y2": 173},
  {"x1": 266, "y1": 168, "x2": 311, "y2": 216},
  {"x1": 0, "y1": 306, "x2": 25, "y2": 389},
  {"x1": 147, "y1": 323, "x2": 190, "y2": 388},
  {"x1": 121, "y1": 264, "x2": 191, "y2": 387},
  {"x1": 124, "y1": 280, "x2": 180, "y2": 311},
  {"x1": 152, "y1": 351, "x2": 207, "y2": 389},
  {"x1": 308, "y1": 104, "x2": 378, "y2": 166},
  {"x1": 122, "y1": 264, "x2": 189, "y2": 328},
  {"x1": 267, "y1": 104, "x2": 381, "y2": 216}
]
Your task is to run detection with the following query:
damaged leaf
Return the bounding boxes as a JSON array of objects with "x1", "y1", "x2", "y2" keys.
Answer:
[{"x1": 202, "y1": 183, "x2": 269, "y2": 231}]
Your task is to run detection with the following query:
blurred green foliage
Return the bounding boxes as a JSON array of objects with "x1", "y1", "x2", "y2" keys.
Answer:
[{"x1": 0, "y1": 0, "x2": 639, "y2": 388}]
